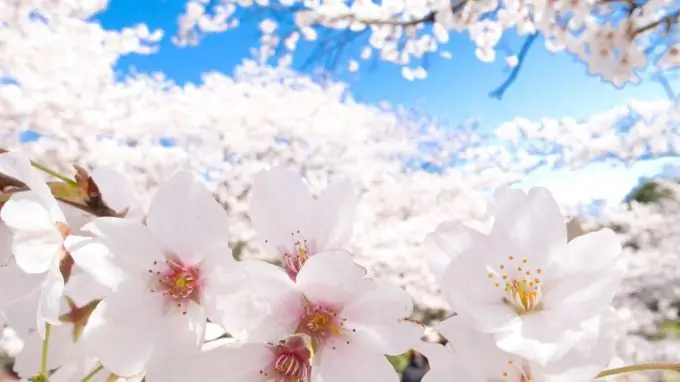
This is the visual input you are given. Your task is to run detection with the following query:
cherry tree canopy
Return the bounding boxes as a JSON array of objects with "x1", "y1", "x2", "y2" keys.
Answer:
[{"x1": 175, "y1": 0, "x2": 680, "y2": 96}]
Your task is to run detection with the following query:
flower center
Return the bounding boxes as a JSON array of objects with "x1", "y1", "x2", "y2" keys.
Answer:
[
  {"x1": 298, "y1": 303, "x2": 345, "y2": 341},
  {"x1": 149, "y1": 255, "x2": 202, "y2": 314},
  {"x1": 261, "y1": 336, "x2": 311, "y2": 382},
  {"x1": 280, "y1": 230, "x2": 312, "y2": 280},
  {"x1": 274, "y1": 352, "x2": 309, "y2": 381},
  {"x1": 489, "y1": 256, "x2": 543, "y2": 315}
]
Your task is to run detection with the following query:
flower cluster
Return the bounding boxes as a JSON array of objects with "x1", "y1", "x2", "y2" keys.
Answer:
[
  {"x1": 0, "y1": 149, "x2": 677, "y2": 382},
  {"x1": 175, "y1": 0, "x2": 680, "y2": 86}
]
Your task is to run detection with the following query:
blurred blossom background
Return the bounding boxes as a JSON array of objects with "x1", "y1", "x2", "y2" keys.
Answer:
[{"x1": 1, "y1": 0, "x2": 680, "y2": 380}]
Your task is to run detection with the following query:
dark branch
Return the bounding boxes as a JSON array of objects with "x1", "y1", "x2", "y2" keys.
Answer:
[{"x1": 488, "y1": 32, "x2": 539, "y2": 100}]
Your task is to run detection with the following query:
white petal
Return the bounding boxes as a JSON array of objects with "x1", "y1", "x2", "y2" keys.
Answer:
[
  {"x1": 83, "y1": 280, "x2": 164, "y2": 377},
  {"x1": 196, "y1": 342, "x2": 275, "y2": 382},
  {"x1": 4, "y1": 287, "x2": 41, "y2": 335},
  {"x1": 310, "y1": 178, "x2": 356, "y2": 252},
  {"x1": 313, "y1": 333, "x2": 399, "y2": 382},
  {"x1": 0, "y1": 151, "x2": 64, "y2": 222},
  {"x1": 533, "y1": 313, "x2": 617, "y2": 381},
  {"x1": 296, "y1": 250, "x2": 371, "y2": 309},
  {"x1": 341, "y1": 280, "x2": 420, "y2": 355},
  {"x1": 63, "y1": 270, "x2": 113, "y2": 306},
  {"x1": 37, "y1": 260, "x2": 65, "y2": 338},
  {"x1": 489, "y1": 187, "x2": 566, "y2": 268},
  {"x1": 423, "y1": 221, "x2": 484, "y2": 283},
  {"x1": 494, "y1": 313, "x2": 581, "y2": 366},
  {"x1": 2, "y1": 192, "x2": 63, "y2": 274},
  {"x1": 440, "y1": 242, "x2": 519, "y2": 332},
  {"x1": 415, "y1": 342, "x2": 473, "y2": 382},
  {"x1": 64, "y1": 235, "x2": 126, "y2": 291},
  {"x1": 79, "y1": 217, "x2": 164, "y2": 271},
  {"x1": 248, "y1": 167, "x2": 314, "y2": 254},
  {"x1": 91, "y1": 168, "x2": 144, "y2": 220},
  {"x1": 435, "y1": 316, "x2": 520, "y2": 380},
  {"x1": 0, "y1": 260, "x2": 43, "y2": 309},
  {"x1": 207, "y1": 260, "x2": 301, "y2": 343},
  {"x1": 558, "y1": 228, "x2": 622, "y2": 274},
  {"x1": 146, "y1": 170, "x2": 230, "y2": 265},
  {"x1": 0, "y1": 219, "x2": 12, "y2": 265}
]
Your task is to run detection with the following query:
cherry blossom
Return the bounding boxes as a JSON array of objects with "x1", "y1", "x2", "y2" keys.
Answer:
[
  {"x1": 63, "y1": 170, "x2": 244, "y2": 379},
  {"x1": 249, "y1": 166, "x2": 357, "y2": 279},
  {"x1": 434, "y1": 186, "x2": 624, "y2": 365},
  {"x1": 421, "y1": 311, "x2": 618, "y2": 382},
  {"x1": 215, "y1": 250, "x2": 423, "y2": 381}
]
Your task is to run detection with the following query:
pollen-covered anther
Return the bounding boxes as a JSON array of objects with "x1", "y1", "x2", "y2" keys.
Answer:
[
  {"x1": 281, "y1": 230, "x2": 313, "y2": 279},
  {"x1": 148, "y1": 255, "x2": 202, "y2": 314},
  {"x1": 298, "y1": 304, "x2": 347, "y2": 342},
  {"x1": 263, "y1": 335, "x2": 312, "y2": 382},
  {"x1": 491, "y1": 256, "x2": 543, "y2": 315}
]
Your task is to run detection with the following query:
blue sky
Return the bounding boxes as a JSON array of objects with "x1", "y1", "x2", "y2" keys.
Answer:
[{"x1": 91, "y1": 0, "x2": 680, "y2": 207}]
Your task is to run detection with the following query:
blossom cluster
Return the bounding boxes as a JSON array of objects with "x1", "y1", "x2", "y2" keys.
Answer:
[
  {"x1": 0, "y1": 148, "x2": 675, "y2": 382},
  {"x1": 175, "y1": 0, "x2": 680, "y2": 85}
]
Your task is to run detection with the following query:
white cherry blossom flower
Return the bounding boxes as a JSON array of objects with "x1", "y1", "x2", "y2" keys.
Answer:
[
  {"x1": 64, "y1": 170, "x2": 242, "y2": 380},
  {"x1": 249, "y1": 166, "x2": 357, "y2": 279},
  {"x1": 421, "y1": 311, "x2": 617, "y2": 382},
  {"x1": 436, "y1": 187, "x2": 623, "y2": 365},
  {"x1": 215, "y1": 251, "x2": 422, "y2": 382},
  {"x1": 0, "y1": 150, "x2": 70, "y2": 338}
]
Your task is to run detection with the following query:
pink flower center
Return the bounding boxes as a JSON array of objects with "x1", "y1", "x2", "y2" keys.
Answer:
[
  {"x1": 148, "y1": 255, "x2": 202, "y2": 314},
  {"x1": 261, "y1": 336, "x2": 311, "y2": 382},
  {"x1": 279, "y1": 231, "x2": 314, "y2": 280}
]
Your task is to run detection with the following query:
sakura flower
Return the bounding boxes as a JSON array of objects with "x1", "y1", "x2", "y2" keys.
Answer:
[
  {"x1": 216, "y1": 251, "x2": 423, "y2": 382},
  {"x1": 436, "y1": 187, "x2": 623, "y2": 365},
  {"x1": 0, "y1": 150, "x2": 71, "y2": 337},
  {"x1": 421, "y1": 312, "x2": 617, "y2": 382},
  {"x1": 64, "y1": 170, "x2": 241, "y2": 380},
  {"x1": 6, "y1": 265, "x2": 109, "y2": 380},
  {"x1": 249, "y1": 166, "x2": 357, "y2": 279}
]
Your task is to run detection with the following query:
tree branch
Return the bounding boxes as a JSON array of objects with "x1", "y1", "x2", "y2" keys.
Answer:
[{"x1": 488, "y1": 33, "x2": 538, "y2": 100}]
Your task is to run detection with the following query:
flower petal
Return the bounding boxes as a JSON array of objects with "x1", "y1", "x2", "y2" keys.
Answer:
[
  {"x1": 310, "y1": 178, "x2": 356, "y2": 252},
  {"x1": 341, "y1": 280, "x2": 420, "y2": 355},
  {"x1": 0, "y1": 219, "x2": 12, "y2": 265},
  {"x1": 313, "y1": 333, "x2": 399, "y2": 382},
  {"x1": 190, "y1": 342, "x2": 275, "y2": 382},
  {"x1": 78, "y1": 217, "x2": 164, "y2": 271},
  {"x1": 440, "y1": 241, "x2": 519, "y2": 332},
  {"x1": 2, "y1": 192, "x2": 63, "y2": 274},
  {"x1": 296, "y1": 250, "x2": 371, "y2": 309},
  {"x1": 64, "y1": 234, "x2": 126, "y2": 291},
  {"x1": 91, "y1": 168, "x2": 144, "y2": 220},
  {"x1": 489, "y1": 187, "x2": 567, "y2": 268},
  {"x1": 83, "y1": 280, "x2": 164, "y2": 377},
  {"x1": 207, "y1": 260, "x2": 301, "y2": 343},
  {"x1": 37, "y1": 260, "x2": 65, "y2": 338},
  {"x1": 415, "y1": 342, "x2": 473, "y2": 382},
  {"x1": 146, "y1": 171, "x2": 230, "y2": 265},
  {"x1": 0, "y1": 260, "x2": 43, "y2": 309},
  {"x1": 248, "y1": 167, "x2": 314, "y2": 255},
  {"x1": 423, "y1": 221, "x2": 484, "y2": 283},
  {"x1": 0, "y1": 151, "x2": 64, "y2": 222}
]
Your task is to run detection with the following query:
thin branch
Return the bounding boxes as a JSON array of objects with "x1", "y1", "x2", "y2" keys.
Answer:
[{"x1": 488, "y1": 32, "x2": 539, "y2": 100}]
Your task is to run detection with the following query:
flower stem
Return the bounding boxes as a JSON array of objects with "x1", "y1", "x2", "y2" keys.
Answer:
[
  {"x1": 39, "y1": 323, "x2": 51, "y2": 381},
  {"x1": 596, "y1": 362, "x2": 680, "y2": 378},
  {"x1": 30, "y1": 161, "x2": 77, "y2": 186},
  {"x1": 81, "y1": 364, "x2": 104, "y2": 382}
]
